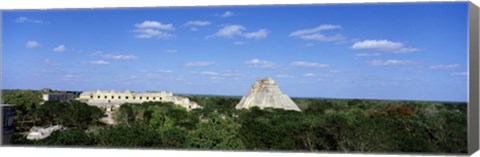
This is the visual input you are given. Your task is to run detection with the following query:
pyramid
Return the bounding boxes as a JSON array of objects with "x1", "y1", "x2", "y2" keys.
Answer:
[{"x1": 236, "y1": 77, "x2": 301, "y2": 111}]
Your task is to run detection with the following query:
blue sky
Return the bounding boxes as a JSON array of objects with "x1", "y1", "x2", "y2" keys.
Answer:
[{"x1": 2, "y1": 2, "x2": 469, "y2": 102}]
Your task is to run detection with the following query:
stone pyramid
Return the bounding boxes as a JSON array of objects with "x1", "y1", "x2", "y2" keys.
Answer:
[{"x1": 236, "y1": 77, "x2": 301, "y2": 111}]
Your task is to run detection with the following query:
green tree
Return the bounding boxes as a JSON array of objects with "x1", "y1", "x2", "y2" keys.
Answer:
[
  {"x1": 187, "y1": 112, "x2": 244, "y2": 150},
  {"x1": 94, "y1": 124, "x2": 162, "y2": 147},
  {"x1": 34, "y1": 100, "x2": 103, "y2": 129},
  {"x1": 34, "y1": 129, "x2": 96, "y2": 146},
  {"x1": 2, "y1": 90, "x2": 43, "y2": 131}
]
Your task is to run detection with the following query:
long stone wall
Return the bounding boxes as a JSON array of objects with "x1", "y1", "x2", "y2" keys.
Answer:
[{"x1": 77, "y1": 90, "x2": 201, "y2": 110}]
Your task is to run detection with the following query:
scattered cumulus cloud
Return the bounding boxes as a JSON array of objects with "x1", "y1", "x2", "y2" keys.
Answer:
[
  {"x1": 53, "y1": 45, "x2": 66, "y2": 52},
  {"x1": 297, "y1": 34, "x2": 344, "y2": 42},
  {"x1": 134, "y1": 20, "x2": 174, "y2": 30},
  {"x1": 243, "y1": 29, "x2": 270, "y2": 40},
  {"x1": 103, "y1": 54, "x2": 137, "y2": 60},
  {"x1": 25, "y1": 41, "x2": 40, "y2": 48},
  {"x1": 184, "y1": 20, "x2": 211, "y2": 26},
  {"x1": 132, "y1": 20, "x2": 175, "y2": 39},
  {"x1": 396, "y1": 47, "x2": 421, "y2": 53},
  {"x1": 194, "y1": 71, "x2": 219, "y2": 76},
  {"x1": 352, "y1": 40, "x2": 420, "y2": 53},
  {"x1": 366, "y1": 59, "x2": 417, "y2": 66},
  {"x1": 289, "y1": 25, "x2": 345, "y2": 42},
  {"x1": 90, "y1": 60, "x2": 110, "y2": 65},
  {"x1": 185, "y1": 61, "x2": 215, "y2": 67},
  {"x1": 184, "y1": 20, "x2": 211, "y2": 31},
  {"x1": 290, "y1": 61, "x2": 329, "y2": 68},
  {"x1": 216, "y1": 11, "x2": 235, "y2": 18},
  {"x1": 290, "y1": 25, "x2": 341, "y2": 36},
  {"x1": 15, "y1": 17, "x2": 45, "y2": 24},
  {"x1": 211, "y1": 25, "x2": 245, "y2": 38},
  {"x1": 209, "y1": 24, "x2": 269, "y2": 39},
  {"x1": 92, "y1": 51, "x2": 138, "y2": 61},
  {"x1": 133, "y1": 28, "x2": 175, "y2": 39},
  {"x1": 244, "y1": 59, "x2": 277, "y2": 68},
  {"x1": 429, "y1": 64, "x2": 459, "y2": 70},
  {"x1": 355, "y1": 53, "x2": 381, "y2": 57}
]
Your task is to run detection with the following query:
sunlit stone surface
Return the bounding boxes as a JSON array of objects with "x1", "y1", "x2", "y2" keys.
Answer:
[{"x1": 236, "y1": 77, "x2": 301, "y2": 111}]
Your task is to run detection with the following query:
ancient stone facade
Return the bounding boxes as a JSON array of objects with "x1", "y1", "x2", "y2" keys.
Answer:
[
  {"x1": 236, "y1": 77, "x2": 301, "y2": 111},
  {"x1": 77, "y1": 90, "x2": 201, "y2": 110}
]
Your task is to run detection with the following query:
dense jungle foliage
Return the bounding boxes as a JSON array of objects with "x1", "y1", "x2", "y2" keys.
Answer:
[{"x1": 2, "y1": 90, "x2": 468, "y2": 154}]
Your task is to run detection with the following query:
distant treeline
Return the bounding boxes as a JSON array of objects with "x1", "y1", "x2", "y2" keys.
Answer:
[{"x1": 3, "y1": 90, "x2": 468, "y2": 154}]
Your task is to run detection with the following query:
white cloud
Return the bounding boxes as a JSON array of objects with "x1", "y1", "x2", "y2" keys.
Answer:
[
  {"x1": 366, "y1": 59, "x2": 416, "y2": 66},
  {"x1": 184, "y1": 20, "x2": 211, "y2": 26},
  {"x1": 185, "y1": 61, "x2": 215, "y2": 67},
  {"x1": 133, "y1": 20, "x2": 175, "y2": 39},
  {"x1": 92, "y1": 51, "x2": 138, "y2": 61},
  {"x1": 134, "y1": 20, "x2": 174, "y2": 30},
  {"x1": 290, "y1": 25, "x2": 342, "y2": 36},
  {"x1": 211, "y1": 25, "x2": 245, "y2": 38},
  {"x1": 352, "y1": 40, "x2": 403, "y2": 50},
  {"x1": 429, "y1": 64, "x2": 459, "y2": 70},
  {"x1": 290, "y1": 25, "x2": 345, "y2": 42},
  {"x1": 196, "y1": 71, "x2": 218, "y2": 76},
  {"x1": 451, "y1": 72, "x2": 468, "y2": 76},
  {"x1": 396, "y1": 47, "x2": 421, "y2": 53},
  {"x1": 242, "y1": 29, "x2": 269, "y2": 39},
  {"x1": 275, "y1": 74, "x2": 295, "y2": 78},
  {"x1": 209, "y1": 25, "x2": 269, "y2": 39},
  {"x1": 244, "y1": 59, "x2": 277, "y2": 68},
  {"x1": 53, "y1": 45, "x2": 66, "y2": 52},
  {"x1": 102, "y1": 54, "x2": 137, "y2": 60},
  {"x1": 216, "y1": 11, "x2": 234, "y2": 18},
  {"x1": 355, "y1": 53, "x2": 381, "y2": 57},
  {"x1": 297, "y1": 33, "x2": 344, "y2": 42},
  {"x1": 90, "y1": 60, "x2": 110, "y2": 65},
  {"x1": 25, "y1": 41, "x2": 40, "y2": 48},
  {"x1": 15, "y1": 17, "x2": 45, "y2": 24},
  {"x1": 304, "y1": 73, "x2": 316, "y2": 77},
  {"x1": 290, "y1": 61, "x2": 329, "y2": 68},
  {"x1": 352, "y1": 40, "x2": 420, "y2": 53},
  {"x1": 132, "y1": 28, "x2": 175, "y2": 39},
  {"x1": 184, "y1": 21, "x2": 210, "y2": 31}
]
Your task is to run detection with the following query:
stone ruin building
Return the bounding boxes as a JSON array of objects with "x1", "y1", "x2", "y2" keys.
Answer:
[
  {"x1": 42, "y1": 93, "x2": 75, "y2": 102},
  {"x1": 77, "y1": 89, "x2": 201, "y2": 111},
  {"x1": 236, "y1": 77, "x2": 301, "y2": 111}
]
